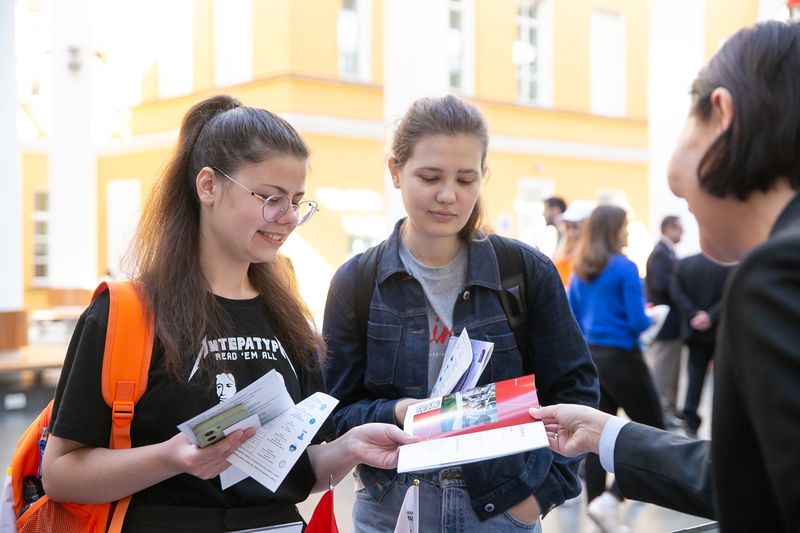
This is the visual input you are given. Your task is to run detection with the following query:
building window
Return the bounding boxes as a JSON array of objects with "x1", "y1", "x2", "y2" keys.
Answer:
[
  {"x1": 447, "y1": 0, "x2": 474, "y2": 93},
  {"x1": 214, "y1": 0, "x2": 253, "y2": 87},
  {"x1": 338, "y1": 0, "x2": 371, "y2": 81},
  {"x1": 590, "y1": 10, "x2": 627, "y2": 116},
  {"x1": 33, "y1": 190, "x2": 49, "y2": 283},
  {"x1": 157, "y1": 0, "x2": 194, "y2": 98},
  {"x1": 513, "y1": 0, "x2": 552, "y2": 106}
]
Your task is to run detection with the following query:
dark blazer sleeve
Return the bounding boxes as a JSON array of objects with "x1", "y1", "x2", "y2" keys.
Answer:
[{"x1": 613, "y1": 422, "x2": 715, "y2": 519}]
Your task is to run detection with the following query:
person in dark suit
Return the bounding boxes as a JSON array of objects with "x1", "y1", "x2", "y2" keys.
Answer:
[
  {"x1": 530, "y1": 21, "x2": 800, "y2": 533},
  {"x1": 671, "y1": 253, "x2": 732, "y2": 436},
  {"x1": 645, "y1": 215, "x2": 684, "y2": 426}
]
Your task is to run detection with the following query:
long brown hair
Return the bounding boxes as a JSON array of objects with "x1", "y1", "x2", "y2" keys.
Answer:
[
  {"x1": 572, "y1": 205, "x2": 627, "y2": 282},
  {"x1": 126, "y1": 95, "x2": 322, "y2": 377},
  {"x1": 390, "y1": 94, "x2": 489, "y2": 240}
]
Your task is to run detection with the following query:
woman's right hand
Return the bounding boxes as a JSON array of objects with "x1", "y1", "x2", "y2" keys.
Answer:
[{"x1": 164, "y1": 428, "x2": 256, "y2": 479}]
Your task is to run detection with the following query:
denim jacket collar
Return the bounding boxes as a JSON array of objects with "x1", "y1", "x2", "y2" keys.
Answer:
[{"x1": 377, "y1": 218, "x2": 503, "y2": 291}]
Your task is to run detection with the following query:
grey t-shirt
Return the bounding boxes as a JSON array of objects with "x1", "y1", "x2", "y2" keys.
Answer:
[{"x1": 399, "y1": 238, "x2": 468, "y2": 394}]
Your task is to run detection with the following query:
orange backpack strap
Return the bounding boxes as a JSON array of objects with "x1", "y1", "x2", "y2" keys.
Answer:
[{"x1": 92, "y1": 280, "x2": 154, "y2": 533}]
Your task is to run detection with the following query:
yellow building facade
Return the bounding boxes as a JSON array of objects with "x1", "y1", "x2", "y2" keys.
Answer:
[{"x1": 17, "y1": 0, "x2": 762, "y2": 320}]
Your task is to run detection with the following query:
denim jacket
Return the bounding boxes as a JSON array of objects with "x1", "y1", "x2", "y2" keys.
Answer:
[{"x1": 322, "y1": 220, "x2": 599, "y2": 520}]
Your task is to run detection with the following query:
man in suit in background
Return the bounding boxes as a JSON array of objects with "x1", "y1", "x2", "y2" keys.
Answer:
[
  {"x1": 672, "y1": 253, "x2": 731, "y2": 437},
  {"x1": 645, "y1": 215, "x2": 684, "y2": 427}
]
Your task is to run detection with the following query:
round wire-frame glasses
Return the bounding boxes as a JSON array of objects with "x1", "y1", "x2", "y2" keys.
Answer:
[{"x1": 211, "y1": 166, "x2": 318, "y2": 226}]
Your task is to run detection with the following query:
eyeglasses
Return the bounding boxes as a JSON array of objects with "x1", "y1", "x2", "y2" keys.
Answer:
[{"x1": 211, "y1": 166, "x2": 318, "y2": 226}]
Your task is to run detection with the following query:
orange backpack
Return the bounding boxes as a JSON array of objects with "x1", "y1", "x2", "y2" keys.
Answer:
[{"x1": 3, "y1": 281, "x2": 155, "y2": 533}]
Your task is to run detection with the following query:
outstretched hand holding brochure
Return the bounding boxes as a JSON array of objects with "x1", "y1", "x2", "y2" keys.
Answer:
[
  {"x1": 397, "y1": 374, "x2": 549, "y2": 473},
  {"x1": 177, "y1": 370, "x2": 337, "y2": 492}
]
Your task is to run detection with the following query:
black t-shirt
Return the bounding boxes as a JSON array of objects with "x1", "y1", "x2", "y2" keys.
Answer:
[{"x1": 50, "y1": 292, "x2": 326, "y2": 515}]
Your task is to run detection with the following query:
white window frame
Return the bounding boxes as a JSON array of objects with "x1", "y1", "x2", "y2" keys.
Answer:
[
  {"x1": 513, "y1": 0, "x2": 552, "y2": 107},
  {"x1": 213, "y1": 0, "x2": 253, "y2": 87},
  {"x1": 338, "y1": 0, "x2": 372, "y2": 81},
  {"x1": 590, "y1": 10, "x2": 627, "y2": 117},
  {"x1": 447, "y1": 0, "x2": 475, "y2": 95},
  {"x1": 32, "y1": 189, "x2": 49, "y2": 286}
]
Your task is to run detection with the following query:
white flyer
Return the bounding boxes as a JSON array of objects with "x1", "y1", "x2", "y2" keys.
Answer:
[
  {"x1": 177, "y1": 370, "x2": 294, "y2": 447},
  {"x1": 220, "y1": 414, "x2": 261, "y2": 489},
  {"x1": 397, "y1": 422, "x2": 548, "y2": 473},
  {"x1": 227, "y1": 392, "x2": 337, "y2": 492},
  {"x1": 430, "y1": 328, "x2": 473, "y2": 397},
  {"x1": 228, "y1": 522, "x2": 303, "y2": 533}
]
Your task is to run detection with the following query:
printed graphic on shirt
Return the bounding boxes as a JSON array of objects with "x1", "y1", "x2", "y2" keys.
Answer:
[
  {"x1": 188, "y1": 334, "x2": 298, "y2": 391},
  {"x1": 429, "y1": 316, "x2": 452, "y2": 345},
  {"x1": 215, "y1": 372, "x2": 237, "y2": 402}
]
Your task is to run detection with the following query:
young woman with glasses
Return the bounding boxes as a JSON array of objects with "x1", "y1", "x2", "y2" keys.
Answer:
[
  {"x1": 322, "y1": 95, "x2": 599, "y2": 532},
  {"x1": 42, "y1": 95, "x2": 415, "y2": 532}
]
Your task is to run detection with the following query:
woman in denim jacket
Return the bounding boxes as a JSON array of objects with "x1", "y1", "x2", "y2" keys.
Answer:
[{"x1": 322, "y1": 95, "x2": 599, "y2": 532}]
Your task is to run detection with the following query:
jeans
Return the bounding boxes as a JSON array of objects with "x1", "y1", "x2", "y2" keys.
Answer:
[{"x1": 352, "y1": 468, "x2": 542, "y2": 533}]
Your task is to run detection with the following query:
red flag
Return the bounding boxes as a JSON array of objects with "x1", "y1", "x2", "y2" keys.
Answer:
[{"x1": 306, "y1": 488, "x2": 339, "y2": 533}]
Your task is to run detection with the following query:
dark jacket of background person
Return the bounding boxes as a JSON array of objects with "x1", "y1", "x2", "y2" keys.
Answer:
[
  {"x1": 645, "y1": 239, "x2": 681, "y2": 340},
  {"x1": 671, "y1": 254, "x2": 731, "y2": 346},
  {"x1": 322, "y1": 223, "x2": 599, "y2": 520},
  {"x1": 612, "y1": 193, "x2": 800, "y2": 531}
]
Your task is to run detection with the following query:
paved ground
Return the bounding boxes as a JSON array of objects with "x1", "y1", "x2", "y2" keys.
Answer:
[{"x1": 1, "y1": 322, "x2": 715, "y2": 532}]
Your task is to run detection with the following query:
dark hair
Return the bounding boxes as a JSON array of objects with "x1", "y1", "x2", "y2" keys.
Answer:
[
  {"x1": 126, "y1": 95, "x2": 321, "y2": 376},
  {"x1": 390, "y1": 95, "x2": 489, "y2": 240},
  {"x1": 690, "y1": 21, "x2": 800, "y2": 200},
  {"x1": 573, "y1": 205, "x2": 627, "y2": 282},
  {"x1": 544, "y1": 196, "x2": 567, "y2": 213},
  {"x1": 660, "y1": 215, "x2": 680, "y2": 234}
]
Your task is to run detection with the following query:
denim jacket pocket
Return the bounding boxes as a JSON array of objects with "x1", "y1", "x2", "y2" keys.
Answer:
[
  {"x1": 484, "y1": 331, "x2": 525, "y2": 382},
  {"x1": 366, "y1": 322, "x2": 402, "y2": 386}
]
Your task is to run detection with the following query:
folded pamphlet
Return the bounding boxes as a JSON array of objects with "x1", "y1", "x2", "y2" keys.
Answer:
[
  {"x1": 430, "y1": 329, "x2": 494, "y2": 397},
  {"x1": 177, "y1": 370, "x2": 338, "y2": 492}
]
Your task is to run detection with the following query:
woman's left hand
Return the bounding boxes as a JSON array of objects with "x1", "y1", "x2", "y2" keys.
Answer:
[{"x1": 345, "y1": 423, "x2": 420, "y2": 470}]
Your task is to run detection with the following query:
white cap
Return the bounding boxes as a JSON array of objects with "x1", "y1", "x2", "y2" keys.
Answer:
[{"x1": 559, "y1": 200, "x2": 595, "y2": 223}]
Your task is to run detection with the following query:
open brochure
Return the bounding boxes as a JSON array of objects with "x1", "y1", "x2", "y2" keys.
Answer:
[
  {"x1": 397, "y1": 374, "x2": 549, "y2": 473},
  {"x1": 177, "y1": 370, "x2": 337, "y2": 492},
  {"x1": 430, "y1": 328, "x2": 494, "y2": 397}
]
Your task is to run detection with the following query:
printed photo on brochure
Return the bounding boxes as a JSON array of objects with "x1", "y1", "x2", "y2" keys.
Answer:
[{"x1": 404, "y1": 374, "x2": 540, "y2": 440}]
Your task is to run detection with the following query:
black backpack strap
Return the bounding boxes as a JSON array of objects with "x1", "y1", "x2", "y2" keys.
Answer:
[
  {"x1": 488, "y1": 235, "x2": 528, "y2": 364},
  {"x1": 355, "y1": 241, "x2": 386, "y2": 352}
]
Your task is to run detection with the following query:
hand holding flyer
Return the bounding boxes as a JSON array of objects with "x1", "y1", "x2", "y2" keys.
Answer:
[
  {"x1": 177, "y1": 370, "x2": 338, "y2": 492},
  {"x1": 397, "y1": 375, "x2": 549, "y2": 473}
]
